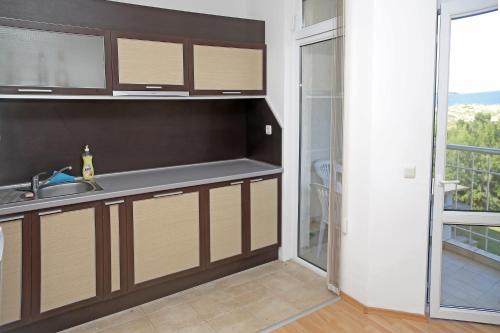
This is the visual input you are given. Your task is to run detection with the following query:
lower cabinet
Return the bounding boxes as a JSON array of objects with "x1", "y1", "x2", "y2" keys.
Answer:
[
  {"x1": 130, "y1": 190, "x2": 200, "y2": 285},
  {"x1": 32, "y1": 203, "x2": 102, "y2": 315},
  {"x1": 209, "y1": 181, "x2": 243, "y2": 263},
  {"x1": 250, "y1": 177, "x2": 279, "y2": 251},
  {"x1": 0, "y1": 215, "x2": 27, "y2": 327},
  {"x1": 0, "y1": 174, "x2": 281, "y2": 332}
]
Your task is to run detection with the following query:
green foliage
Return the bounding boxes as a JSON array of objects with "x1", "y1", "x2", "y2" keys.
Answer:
[{"x1": 445, "y1": 111, "x2": 500, "y2": 212}]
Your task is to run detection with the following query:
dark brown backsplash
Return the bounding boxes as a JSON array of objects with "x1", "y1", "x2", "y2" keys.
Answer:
[{"x1": 0, "y1": 99, "x2": 252, "y2": 186}]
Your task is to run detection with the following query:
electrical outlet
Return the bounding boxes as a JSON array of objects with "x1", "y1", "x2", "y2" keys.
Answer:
[{"x1": 265, "y1": 125, "x2": 272, "y2": 135}]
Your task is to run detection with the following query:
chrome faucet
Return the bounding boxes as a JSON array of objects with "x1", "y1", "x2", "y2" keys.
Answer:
[{"x1": 31, "y1": 166, "x2": 73, "y2": 193}]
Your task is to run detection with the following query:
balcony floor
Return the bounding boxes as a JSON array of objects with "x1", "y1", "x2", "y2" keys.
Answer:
[{"x1": 442, "y1": 249, "x2": 500, "y2": 311}]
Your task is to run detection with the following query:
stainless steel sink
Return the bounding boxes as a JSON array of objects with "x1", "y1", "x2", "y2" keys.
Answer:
[{"x1": 36, "y1": 181, "x2": 102, "y2": 199}]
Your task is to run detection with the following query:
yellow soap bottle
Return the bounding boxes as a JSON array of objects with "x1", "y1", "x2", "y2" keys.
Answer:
[{"x1": 82, "y1": 145, "x2": 95, "y2": 181}]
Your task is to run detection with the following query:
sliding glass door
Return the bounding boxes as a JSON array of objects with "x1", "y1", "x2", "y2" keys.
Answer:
[
  {"x1": 298, "y1": 38, "x2": 334, "y2": 270},
  {"x1": 430, "y1": 0, "x2": 499, "y2": 324}
]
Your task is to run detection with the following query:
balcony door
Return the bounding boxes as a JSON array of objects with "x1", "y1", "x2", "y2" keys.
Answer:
[{"x1": 430, "y1": 0, "x2": 500, "y2": 324}]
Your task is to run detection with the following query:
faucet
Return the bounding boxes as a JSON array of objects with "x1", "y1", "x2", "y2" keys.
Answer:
[{"x1": 31, "y1": 166, "x2": 73, "y2": 193}]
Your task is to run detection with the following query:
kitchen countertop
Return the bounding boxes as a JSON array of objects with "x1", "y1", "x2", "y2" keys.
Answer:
[{"x1": 0, "y1": 158, "x2": 282, "y2": 216}]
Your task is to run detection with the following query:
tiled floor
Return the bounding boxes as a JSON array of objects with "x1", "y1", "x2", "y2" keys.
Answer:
[
  {"x1": 441, "y1": 249, "x2": 500, "y2": 311},
  {"x1": 60, "y1": 260, "x2": 336, "y2": 333}
]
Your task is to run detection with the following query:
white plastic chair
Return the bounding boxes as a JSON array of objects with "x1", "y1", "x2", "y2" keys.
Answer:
[
  {"x1": 313, "y1": 159, "x2": 343, "y2": 193},
  {"x1": 311, "y1": 183, "x2": 329, "y2": 257}
]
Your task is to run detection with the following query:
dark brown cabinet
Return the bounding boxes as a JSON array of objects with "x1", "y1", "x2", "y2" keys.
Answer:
[
  {"x1": 126, "y1": 188, "x2": 202, "y2": 288},
  {"x1": 0, "y1": 174, "x2": 280, "y2": 333},
  {"x1": 111, "y1": 32, "x2": 189, "y2": 94},
  {"x1": 102, "y1": 198, "x2": 127, "y2": 295},
  {"x1": 208, "y1": 181, "x2": 244, "y2": 263},
  {"x1": 0, "y1": 214, "x2": 30, "y2": 329},
  {"x1": 0, "y1": 18, "x2": 112, "y2": 95},
  {"x1": 30, "y1": 202, "x2": 104, "y2": 317},
  {"x1": 190, "y1": 41, "x2": 266, "y2": 96}
]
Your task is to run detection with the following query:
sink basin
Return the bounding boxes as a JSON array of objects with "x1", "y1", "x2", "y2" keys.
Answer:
[{"x1": 37, "y1": 181, "x2": 101, "y2": 199}]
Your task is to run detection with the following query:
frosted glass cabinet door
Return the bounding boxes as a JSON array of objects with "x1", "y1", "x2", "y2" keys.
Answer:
[{"x1": 0, "y1": 20, "x2": 110, "y2": 94}]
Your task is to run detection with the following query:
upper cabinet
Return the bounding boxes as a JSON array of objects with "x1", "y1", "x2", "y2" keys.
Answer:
[
  {"x1": 0, "y1": 19, "x2": 111, "y2": 95},
  {"x1": 191, "y1": 41, "x2": 266, "y2": 96},
  {"x1": 111, "y1": 33, "x2": 189, "y2": 95}
]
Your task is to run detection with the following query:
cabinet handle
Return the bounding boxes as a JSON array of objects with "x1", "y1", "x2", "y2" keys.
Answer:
[
  {"x1": 104, "y1": 199, "x2": 125, "y2": 206},
  {"x1": 153, "y1": 191, "x2": 183, "y2": 198},
  {"x1": 145, "y1": 85, "x2": 163, "y2": 89},
  {"x1": 39, "y1": 209, "x2": 62, "y2": 216},
  {"x1": 230, "y1": 181, "x2": 244, "y2": 186},
  {"x1": 222, "y1": 91, "x2": 242, "y2": 95},
  {"x1": 0, "y1": 215, "x2": 24, "y2": 223},
  {"x1": 18, "y1": 88, "x2": 53, "y2": 93},
  {"x1": 250, "y1": 178, "x2": 263, "y2": 183}
]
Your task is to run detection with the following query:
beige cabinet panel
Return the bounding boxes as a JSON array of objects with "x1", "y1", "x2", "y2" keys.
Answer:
[
  {"x1": 117, "y1": 38, "x2": 184, "y2": 85},
  {"x1": 133, "y1": 192, "x2": 200, "y2": 284},
  {"x1": 250, "y1": 179, "x2": 279, "y2": 251},
  {"x1": 193, "y1": 45, "x2": 264, "y2": 91},
  {"x1": 109, "y1": 205, "x2": 121, "y2": 293},
  {"x1": 210, "y1": 185, "x2": 242, "y2": 262},
  {"x1": 40, "y1": 208, "x2": 96, "y2": 313},
  {"x1": 0, "y1": 219, "x2": 22, "y2": 325}
]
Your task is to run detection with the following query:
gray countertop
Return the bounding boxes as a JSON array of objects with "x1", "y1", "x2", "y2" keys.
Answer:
[{"x1": 0, "y1": 158, "x2": 282, "y2": 216}]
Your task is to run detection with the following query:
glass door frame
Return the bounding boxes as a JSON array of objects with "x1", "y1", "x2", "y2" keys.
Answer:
[
  {"x1": 430, "y1": 0, "x2": 499, "y2": 324},
  {"x1": 289, "y1": 0, "x2": 341, "y2": 275},
  {"x1": 297, "y1": 32, "x2": 336, "y2": 272}
]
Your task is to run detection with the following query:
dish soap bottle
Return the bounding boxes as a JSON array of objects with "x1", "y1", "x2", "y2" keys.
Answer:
[{"x1": 82, "y1": 145, "x2": 94, "y2": 181}]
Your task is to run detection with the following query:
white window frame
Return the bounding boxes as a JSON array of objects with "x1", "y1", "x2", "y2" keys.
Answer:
[{"x1": 430, "y1": 0, "x2": 499, "y2": 325}]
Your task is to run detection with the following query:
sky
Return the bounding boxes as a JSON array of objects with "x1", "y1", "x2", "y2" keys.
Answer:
[{"x1": 448, "y1": 9, "x2": 500, "y2": 94}]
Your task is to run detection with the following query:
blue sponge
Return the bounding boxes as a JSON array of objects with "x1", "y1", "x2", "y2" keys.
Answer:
[{"x1": 46, "y1": 172, "x2": 76, "y2": 185}]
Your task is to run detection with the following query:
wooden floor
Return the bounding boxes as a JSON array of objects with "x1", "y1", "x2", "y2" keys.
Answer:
[{"x1": 274, "y1": 300, "x2": 500, "y2": 333}]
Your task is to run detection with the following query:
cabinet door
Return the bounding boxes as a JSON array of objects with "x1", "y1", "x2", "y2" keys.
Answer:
[
  {"x1": 103, "y1": 199, "x2": 126, "y2": 295},
  {"x1": 0, "y1": 215, "x2": 28, "y2": 326},
  {"x1": 131, "y1": 190, "x2": 200, "y2": 285},
  {"x1": 191, "y1": 41, "x2": 266, "y2": 95},
  {"x1": 0, "y1": 18, "x2": 111, "y2": 95},
  {"x1": 209, "y1": 182, "x2": 243, "y2": 262},
  {"x1": 33, "y1": 204, "x2": 102, "y2": 314},
  {"x1": 112, "y1": 32, "x2": 188, "y2": 93},
  {"x1": 250, "y1": 178, "x2": 279, "y2": 251}
]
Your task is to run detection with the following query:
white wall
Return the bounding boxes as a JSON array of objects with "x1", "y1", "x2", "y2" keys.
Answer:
[{"x1": 341, "y1": 0, "x2": 437, "y2": 314}]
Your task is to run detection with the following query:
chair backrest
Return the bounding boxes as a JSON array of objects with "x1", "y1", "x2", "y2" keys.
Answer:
[
  {"x1": 310, "y1": 183, "x2": 329, "y2": 224},
  {"x1": 313, "y1": 160, "x2": 330, "y2": 186}
]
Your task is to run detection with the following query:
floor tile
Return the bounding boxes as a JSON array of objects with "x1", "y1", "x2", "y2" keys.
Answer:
[
  {"x1": 97, "y1": 318, "x2": 157, "y2": 333},
  {"x1": 147, "y1": 303, "x2": 201, "y2": 330},
  {"x1": 95, "y1": 307, "x2": 146, "y2": 331}
]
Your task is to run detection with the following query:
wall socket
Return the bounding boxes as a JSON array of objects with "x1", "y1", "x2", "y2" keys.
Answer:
[{"x1": 265, "y1": 125, "x2": 272, "y2": 135}]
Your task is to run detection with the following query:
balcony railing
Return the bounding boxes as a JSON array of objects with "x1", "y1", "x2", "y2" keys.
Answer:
[{"x1": 445, "y1": 143, "x2": 500, "y2": 212}]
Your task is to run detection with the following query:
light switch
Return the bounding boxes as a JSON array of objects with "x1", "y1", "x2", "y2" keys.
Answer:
[
  {"x1": 265, "y1": 125, "x2": 272, "y2": 135},
  {"x1": 404, "y1": 167, "x2": 416, "y2": 179}
]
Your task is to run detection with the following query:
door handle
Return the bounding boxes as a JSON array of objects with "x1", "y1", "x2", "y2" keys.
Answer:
[
  {"x1": 438, "y1": 180, "x2": 460, "y2": 186},
  {"x1": 153, "y1": 191, "x2": 183, "y2": 198},
  {"x1": 104, "y1": 199, "x2": 125, "y2": 206},
  {"x1": 0, "y1": 215, "x2": 24, "y2": 223},
  {"x1": 39, "y1": 209, "x2": 62, "y2": 216}
]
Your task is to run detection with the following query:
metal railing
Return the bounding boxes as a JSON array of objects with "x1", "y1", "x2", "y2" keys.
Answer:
[
  {"x1": 446, "y1": 144, "x2": 500, "y2": 211},
  {"x1": 450, "y1": 225, "x2": 500, "y2": 258}
]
